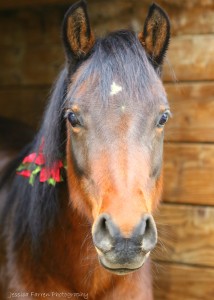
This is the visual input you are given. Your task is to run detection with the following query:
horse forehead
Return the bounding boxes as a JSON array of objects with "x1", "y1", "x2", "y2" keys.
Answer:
[
  {"x1": 69, "y1": 57, "x2": 166, "y2": 106},
  {"x1": 68, "y1": 63, "x2": 168, "y2": 118},
  {"x1": 71, "y1": 83, "x2": 164, "y2": 111}
]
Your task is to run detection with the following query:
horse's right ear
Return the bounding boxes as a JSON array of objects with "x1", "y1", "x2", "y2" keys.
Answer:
[
  {"x1": 139, "y1": 3, "x2": 170, "y2": 69},
  {"x1": 62, "y1": 0, "x2": 95, "y2": 60}
]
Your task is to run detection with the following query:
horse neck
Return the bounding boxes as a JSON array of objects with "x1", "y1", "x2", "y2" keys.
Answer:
[{"x1": 25, "y1": 186, "x2": 111, "y2": 294}]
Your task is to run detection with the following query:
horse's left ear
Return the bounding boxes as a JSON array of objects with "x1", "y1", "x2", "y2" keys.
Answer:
[
  {"x1": 139, "y1": 3, "x2": 170, "y2": 69},
  {"x1": 62, "y1": 0, "x2": 95, "y2": 60}
]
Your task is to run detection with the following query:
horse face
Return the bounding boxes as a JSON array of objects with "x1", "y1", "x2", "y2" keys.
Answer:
[
  {"x1": 65, "y1": 70, "x2": 169, "y2": 274},
  {"x1": 63, "y1": 1, "x2": 170, "y2": 274}
]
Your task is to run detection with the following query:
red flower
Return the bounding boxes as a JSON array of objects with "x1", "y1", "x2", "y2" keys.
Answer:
[
  {"x1": 17, "y1": 137, "x2": 65, "y2": 185},
  {"x1": 17, "y1": 170, "x2": 31, "y2": 177},
  {"x1": 40, "y1": 161, "x2": 63, "y2": 182},
  {"x1": 23, "y1": 152, "x2": 45, "y2": 165}
]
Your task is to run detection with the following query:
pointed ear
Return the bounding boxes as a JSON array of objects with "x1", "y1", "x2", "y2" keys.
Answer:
[
  {"x1": 139, "y1": 3, "x2": 170, "y2": 69},
  {"x1": 62, "y1": 0, "x2": 95, "y2": 60}
]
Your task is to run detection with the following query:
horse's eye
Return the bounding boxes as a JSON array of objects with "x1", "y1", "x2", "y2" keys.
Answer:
[
  {"x1": 68, "y1": 112, "x2": 80, "y2": 127},
  {"x1": 157, "y1": 112, "x2": 169, "y2": 127}
]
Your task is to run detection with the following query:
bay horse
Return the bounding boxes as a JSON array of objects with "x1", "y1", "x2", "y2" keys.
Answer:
[{"x1": 0, "y1": 1, "x2": 170, "y2": 299}]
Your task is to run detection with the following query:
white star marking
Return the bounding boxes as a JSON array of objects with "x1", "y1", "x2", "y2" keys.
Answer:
[{"x1": 110, "y1": 81, "x2": 122, "y2": 96}]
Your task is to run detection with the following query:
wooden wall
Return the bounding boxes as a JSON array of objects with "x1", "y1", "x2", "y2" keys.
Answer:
[
  {"x1": 153, "y1": 1, "x2": 214, "y2": 300},
  {"x1": 0, "y1": 1, "x2": 214, "y2": 299}
]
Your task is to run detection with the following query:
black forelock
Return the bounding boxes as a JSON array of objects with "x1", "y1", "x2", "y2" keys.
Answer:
[{"x1": 68, "y1": 30, "x2": 160, "y2": 106}]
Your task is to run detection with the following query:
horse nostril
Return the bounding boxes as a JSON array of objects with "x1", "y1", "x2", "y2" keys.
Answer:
[
  {"x1": 133, "y1": 214, "x2": 157, "y2": 252},
  {"x1": 93, "y1": 213, "x2": 119, "y2": 253},
  {"x1": 141, "y1": 215, "x2": 157, "y2": 252}
]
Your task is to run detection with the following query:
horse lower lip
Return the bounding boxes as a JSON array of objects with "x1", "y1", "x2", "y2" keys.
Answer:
[{"x1": 99, "y1": 258, "x2": 142, "y2": 274}]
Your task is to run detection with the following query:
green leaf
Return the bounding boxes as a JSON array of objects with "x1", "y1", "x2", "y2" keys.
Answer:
[
  {"x1": 47, "y1": 178, "x2": 56, "y2": 186},
  {"x1": 29, "y1": 174, "x2": 36, "y2": 186},
  {"x1": 32, "y1": 166, "x2": 41, "y2": 175},
  {"x1": 16, "y1": 164, "x2": 27, "y2": 172}
]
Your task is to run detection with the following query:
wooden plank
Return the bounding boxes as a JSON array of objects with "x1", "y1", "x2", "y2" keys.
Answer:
[
  {"x1": 0, "y1": 5, "x2": 131, "y2": 47},
  {"x1": 153, "y1": 204, "x2": 214, "y2": 267},
  {"x1": 169, "y1": 7, "x2": 214, "y2": 36},
  {"x1": 0, "y1": 1, "x2": 133, "y2": 46},
  {"x1": 134, "y1": 0, "x2": 214, "y2": 36},
  {"x1": 0, "y1": 45, "x2": 64, "y2": 86},
  {"x1": 0, "y1": 8, "x2": 64, "y2": 47},
  {"x1": 0, "y1": 0, "x2": 73, "y2": 10},
  {"x1": 0, "y1": 0, "x2": 130, "y2": 13},
  {"x1": 0, "y1": 0, "x2": 214, "y2": 36},
  {"x1": 164, "y1": 82, "x2": 214, "y2": 142},
  {"x1": 163, "y1": 143, "x2": 214, "y2": 205},
  {"x1": 153, "y1": 262, "x2": 214, "y2": 300},
  {"x1": 163, "y1": 35, "x2": 214, "y2": 82},
  {"x1": 0, "y1": 88, "x2": 48, "y2": 128}
]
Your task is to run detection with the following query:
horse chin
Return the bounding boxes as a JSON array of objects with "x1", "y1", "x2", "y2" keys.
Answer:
[{"x1": 98, "y1": 252, "x2": 150, "y2": 275}]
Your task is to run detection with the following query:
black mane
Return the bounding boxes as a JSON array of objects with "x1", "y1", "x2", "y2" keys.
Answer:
[
  {"x1": 0, "y1": 69, "x2": 69, "y2": 250},
  {"x1": 0, "y1": 30, "x2": 159, "y2": 251}
]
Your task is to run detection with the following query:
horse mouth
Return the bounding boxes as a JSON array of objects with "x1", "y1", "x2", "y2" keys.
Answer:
[{"x1": 99, "y1": 258, "x2": 143, "y2": 275}]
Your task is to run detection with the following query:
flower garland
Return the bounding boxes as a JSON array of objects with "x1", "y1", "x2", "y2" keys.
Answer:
[{"x1": 16, "y1": 141, "x2": 66, "y2": 186}]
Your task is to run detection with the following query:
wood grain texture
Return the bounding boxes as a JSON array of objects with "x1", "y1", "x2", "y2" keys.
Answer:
[
  {"x1": 165, "y1": 82, "x2": 214, "y2": 142},
  {"x1": 0, "y1": 0, "x2": 73, "y2": 10},
  {"x1": 153, "y1": 203, "x2": 214, "y2": 267},
  {"x1": 153, "y1": 262, "x2": 214, "y2": 300},
  {"x1": 1, "y1": 0, "x2": 214, "y2": 36},
  {"x1": 134, "y1": 0, "x2": 214, "y2": 36},
  {"x1": 0, "y1": 45, "x2": 64, "y2": 86},
  {"x1": 163, "y1": 35, "x2": 214, "y2": 82},
  {"x1": 0, "y1": 8, "x2": 64, "y2": 47},
  {"x1": 163, "y1": 143, "x2": 214, "y2": 205}
]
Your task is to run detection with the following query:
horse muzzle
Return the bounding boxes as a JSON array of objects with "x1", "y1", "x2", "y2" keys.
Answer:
[{"x1": 92, "y1": 213, "x2": 157, "y2": 275}]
